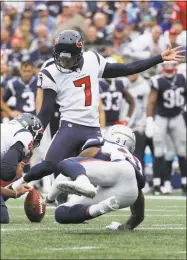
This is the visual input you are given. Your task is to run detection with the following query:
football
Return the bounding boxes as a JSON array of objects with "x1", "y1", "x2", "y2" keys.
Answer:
[{"x1": 24, "y1": 189, "x2": 46, "y2": 222}]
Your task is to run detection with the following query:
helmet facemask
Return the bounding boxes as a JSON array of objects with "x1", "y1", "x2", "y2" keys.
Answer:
[{"x1": 53, "y1": 50, "x2": 82, "y2": 72}]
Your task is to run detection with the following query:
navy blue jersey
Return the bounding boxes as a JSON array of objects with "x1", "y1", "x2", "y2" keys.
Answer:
[
  {"x1": 3, "y1": 76, "x2": 37, "y2": 114},
  {"x1": 150, "y1": 73, "x2": 186, "y2": 118},
  {"x1": 99, "y1": 79, "x2": 125, "y2": 126}
]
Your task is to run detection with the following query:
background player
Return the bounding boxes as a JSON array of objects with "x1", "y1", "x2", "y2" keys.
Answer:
[
  {"x1": 145, "y1": 61, "x2": 186, "y2": 195},
  {"x1": 3, "y1": 61, "x2": 37, "y2": 118},
  {"x1": 99, "y1": 57, "x2": 135, "y2": 128}
]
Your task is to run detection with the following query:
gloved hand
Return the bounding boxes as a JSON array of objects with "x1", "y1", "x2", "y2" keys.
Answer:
[{"x1": 145, "y1": 117, "x2": 154, "y2": 138}]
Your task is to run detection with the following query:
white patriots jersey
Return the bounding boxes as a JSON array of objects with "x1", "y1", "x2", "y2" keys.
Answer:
[
  {"x1": 126, "y1": 76, "x2": 150, "y2": 132},
  {"x1": 101, "y1": 141, "x2": 143, "y2": 175},
  {"x1": 38, "y1": 51, "x2": 107, "y2": 127},
  {"x1": 1, "y1": 122, "x2": 33, "y2": 161}
]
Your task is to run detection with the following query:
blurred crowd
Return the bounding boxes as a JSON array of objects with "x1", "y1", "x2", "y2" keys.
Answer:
[
  {"x1": 1, "y1": 1, "x2": 186, "y2": 77},
  {"x1": 0, "y1": 1, "x2": 186, "y2": 194}
]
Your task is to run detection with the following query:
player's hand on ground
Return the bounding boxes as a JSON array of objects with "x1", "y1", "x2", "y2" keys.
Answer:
[
  {"x1": 16, "y1": 161, "x2": 25, "y2": 180},
  {"x1": 8, "y1": 110, "x2": 21, "y2": 118},
  {"x1": 15, "y1": 184, "x2": 33, "y2": 198},
  {"x1": 161, "y1": 44, "x2": 185, "y2": 62}
]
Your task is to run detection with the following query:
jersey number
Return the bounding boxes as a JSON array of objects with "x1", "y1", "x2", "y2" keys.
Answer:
[
  {"x1": 163, "y1": 87, "x2": 184, "y2": 108},
  {"x1": 101, "y1": 92, "x2": 123, "y2": 111},
  {"x1": 21, "y1": 92, "x2": 35, "y2": 112},
  {"x1": 73, "y1": 76, "x2": 92, "y2": 106}
]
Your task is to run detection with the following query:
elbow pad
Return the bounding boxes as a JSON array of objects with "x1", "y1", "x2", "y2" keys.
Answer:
[{"x1": 81, "y1": 137, "x2": 104, "y2": 151}]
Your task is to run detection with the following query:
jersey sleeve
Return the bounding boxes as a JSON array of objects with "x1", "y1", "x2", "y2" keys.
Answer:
[
  {"x1": 148, "y1": 75, "x2": 160, "y2": 90},
  {"x1": 3, "y1": 80, "x2": 15, "y2": 102},
  {"x1": 10, "y1": 129, "x2": 34, "y2": 155},
  {"x1": 38, "y1": 69, "x2": 58, "y2": 93},
  {"x1": 91, "y1": 51, "x2": 107, "y2": 78}
]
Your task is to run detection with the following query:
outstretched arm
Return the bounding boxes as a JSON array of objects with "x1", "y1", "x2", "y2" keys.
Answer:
[
  {"x1": 119, "y1": 190, "x2": 145, "y2": 231},
  {"x1": 102, "y1": 45, "x2": 185, "y2": 78}
]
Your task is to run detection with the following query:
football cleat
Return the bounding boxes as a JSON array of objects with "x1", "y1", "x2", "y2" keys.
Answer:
[
  {"x1": 181, "y1": 184, "x2": 186, "y2": 195},
  {"x1": 57, "y1": 178, "x2": 97, "y2": 199},
  {"x1": 152, "y1": 185, "x2": 162, "y2": 196},
  {"x1": 106, "y1": 221, "x2": 121, "y2": 231},
  {"x1": 160, "y1": 181, "x2": 172, "y2": 195},
  {"x1": 45, "y1": 196, "x2": 58, "y2": 207},
  {"x1": 99, "y1": 196, "x2": 120, "y2": 214}
]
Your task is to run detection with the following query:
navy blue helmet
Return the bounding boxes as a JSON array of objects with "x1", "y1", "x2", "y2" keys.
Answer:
[{"x1": 53, "y1": 30, "x2": 84, "y2": 71}]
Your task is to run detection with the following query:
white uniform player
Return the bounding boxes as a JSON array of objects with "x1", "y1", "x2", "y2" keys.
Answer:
[
  {"x1": 39, "y1": 51, "x2": 106, "y2": 127},
  {"x1": 1, "y1": 113, "x2": 44, "y2": 183},
  {"x1": 1, "y1": 122, "x2": 33, "y2": 161}
]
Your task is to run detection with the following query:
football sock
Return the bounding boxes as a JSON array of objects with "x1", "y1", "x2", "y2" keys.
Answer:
[
  {"x1": 178, "y1": 156, "x2": 186, "y2": 178},
  {"x1": 24, "y1": 160, "x2": 58, "y2": 182},
  {"x1": 89, "y1": 204, "x2": 104, "y2": 217},
  {"x1": 153, "y1": 156, "x2": 165, "y2": 185},
  {"x1": 47, "y1": 175, "x2": 62, "y2": 201},
  {"x1": 165, "y1": 160, "x2": 172, "y2": 181},
  {"x1": 58, "y1": 159, "x2": 86, "y2": 180},
  {"x1": 55, "y1": 204, "x2": 90, "y2": 224}
]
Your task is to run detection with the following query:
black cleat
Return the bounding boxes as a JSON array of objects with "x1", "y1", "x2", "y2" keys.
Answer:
[
  {"x1": 153, "y1": 185, "x2": 162, "y2": 196},
  {"x1": 181, "y1": 184, "x2": 186, "y2": 195}
]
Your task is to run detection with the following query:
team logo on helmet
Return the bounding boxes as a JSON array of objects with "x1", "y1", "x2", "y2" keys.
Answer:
[{"x1": 76, "y1": 41, "x2": 83, "y2": 48}]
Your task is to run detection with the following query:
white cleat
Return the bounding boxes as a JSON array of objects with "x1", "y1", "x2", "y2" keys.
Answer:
[
  {"x1": 161, "y1": 181, "x2": 172, "y2": 195},
  {"x1": 99, "y1": 196, "x2": 120, "y2": 214},
  {"x1": 57, "y1": 179, "x2": 97, "y2": 199},
  {"x1": 106, "y1": 221, "x2": 121, "y2": 231}
]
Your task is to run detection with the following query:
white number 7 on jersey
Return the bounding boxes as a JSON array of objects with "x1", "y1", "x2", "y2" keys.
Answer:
[{"x1": 73, "y1": 76, "x2": 92, "y2": 106}]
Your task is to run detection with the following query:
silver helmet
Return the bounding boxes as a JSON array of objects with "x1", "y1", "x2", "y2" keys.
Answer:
[{"x1": 104, "y1": 124, "x2": 136, "y2": 153}]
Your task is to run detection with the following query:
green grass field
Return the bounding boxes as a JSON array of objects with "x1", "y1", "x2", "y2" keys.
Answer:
[{"x1": 1, "y1": 195, "x2": 186, "y2": 260}]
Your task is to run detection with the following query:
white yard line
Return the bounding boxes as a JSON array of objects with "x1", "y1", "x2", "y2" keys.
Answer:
[
  {"x1": 1, "y1": 226, "x2": 186, "y2": 232},
  {"x1": 102, "y1": 214, "x2": 186, "y2": 217},
  {"x1": 144, "y1": 195, "x2": 186, "y2": 201},
  {"x1": 17, "y1": 195, "x2": 186, "y2": 201},
  {"x1": 45, "y1": 246, "x2": 104, "y2": 251},
  {"x1": 173, "y1": 251, "x2": 186, "y2": 254},
  {"x1": 156, "y1": 206, "x2": 185, "y2": 208},
  {"x1": 152, "y1": 224, "x2": 184, "y2": 226}
]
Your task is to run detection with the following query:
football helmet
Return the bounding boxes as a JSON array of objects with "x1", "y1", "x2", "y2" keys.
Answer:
[
  {"x1": 13, "y1": 113, "x2": 44, "y2": 147},
  {"x1": 53, "y1": 30, "x2": 83, "y2": 71},
  {"x1": 161, "y1": 61, "x2": 177, "y2": 78},
  {"x1": 104, "y1": 125, "x2": 136, "y2": 153}
]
